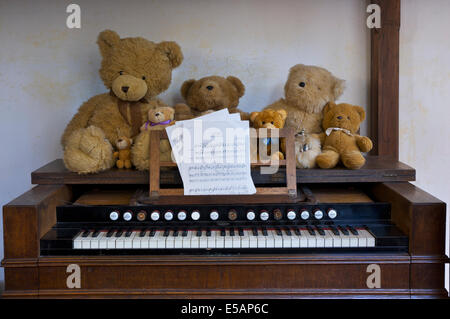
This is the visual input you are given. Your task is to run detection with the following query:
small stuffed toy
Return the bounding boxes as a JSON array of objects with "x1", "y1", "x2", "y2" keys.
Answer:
[
  {"x1": 174, "y1": 75, "x2": 249, "y2": 120},
  {"x1": 131, "y1": 106, "x2": 176, "y2": 170},
  {"x1": 113, "y1": 136, "x2": 133, "y2": 169},
  {"x1": 264, "y1": 64, "x2": 345, "y2": 168},
  {"x1": 250, "y1": 109, "x2": 287, "y2": 161},
  {"x1": 316, "y1": 102, "x2": 373, "y2": 169}
]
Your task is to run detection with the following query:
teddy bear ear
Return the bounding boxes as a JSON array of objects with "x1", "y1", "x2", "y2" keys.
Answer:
[
  {"x1": 97, "y1": 30, "x2": 120, "y2": 57},
  {"x1": 157, "y1": 41, "x2": 183, "y2": 68},
  {"x1": 250, "y1": 112, "x2": 259, "y2": 123},
  {"x1": 332, "y1": 77, "x2": 346, "y2": 100},
  {"x1": 227, "y1": 76, "x2": 245, "y2": 98},
  {"x1": 166, "y1": 107, "x2": 175, "y2": 118},
  {"x1": 180, "y1": 79, "x2": 196, "y2": 100},
  {"x1": 323, "y1": 101, "x2": 336, "y2": 114},
  {"x1": 354, "y1": 105, "x2": 366, "y2": 121},
  {"x1": 276, "y1": 109, "x2": 287, "y2": 121}
]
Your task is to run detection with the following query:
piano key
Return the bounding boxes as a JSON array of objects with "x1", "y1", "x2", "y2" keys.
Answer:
[
  {"x1": 125, "y1": 229, "x2": 133, "y2": 237},
  {"x1": 73, "y1": 231, "x2": 83, "y2": 249},
  {"x1": 301, "y1": 229, "x2": 316, "y2": 248},
  {"x1": 290, "y1": 228, "x2": 300, "y2": 248},
  {"x1": 306, "y1": 226, "x2": 316, "y2": 236},
  {"x1": 199, "y1": 230, "x2": 208, "y2": 248},
  {"x1": 206, "y1": 229, "x2": 211, "y2": 237},
  {"x1": 294, "y1": 227, "x2": 301, "y2": 236},
  {"x1": 81, "y1": 230, "x2": 90, "y2": 238},
  {"x1": 339, "y1": 228, "x2": 350, "y2": 247},
  {"x1": 156, "y1": 230, "x2": 167, "y2": 248},
  {"x1": 92, "y1": 230, "x2": 100, "y2": 238},
  {"x1": 229, "y1": 228, "x2": 235, "y2": 237},
  {"x1": 323, "y1": 229, "x2": 333, "y2": 248},
  {"x1": 132, "y1": 231, "x2": 144, "y2": 248},
  {"x1": 149, "y1": 229, "x2": 156, "y2": 237},
  {"x1": 115, "y1": 232, "x2": 126, "y2": 249},
  {"x1": 262, "y1": 227, "x2": 268, "y2": 236},
  {"x1": 362, "y1": 229, "x2": 376, "y2": 247},
  {"x1": 191, "y1": 230, "x2": 201, "y2": 248},
  {"x1": 272, "y1": 230, "x2": 283, "y2": 248},
  {"x1": 182, "y1": 229, "x2": 188, "y2": 237},
  {"x1": 163, "y1": 229, "x2": 170, "y2": 237},
  {"x1": 140, "y1": 231, "x2": 150, "y2": 249},
  {"x1": 224, "y1": 229, "x2": 233, "y2": 248},
  {"x1": 182, "y1": 230, "x2": 193, "y2": 248},
  {"x1": 99, "y1": 231, "x2": 109, "y2": 249},
  {"x1": 265, "y1": 230, "x2": 275, "y2": 248},
  {"x1": 327, "y1": 229, "x2": 342, "y2": 247},
  {"x1": 124, "y1": 231, "x2": 137, "y2": 248},
  {"x1": 81, "y1": 232, "x2": 94, "y2": 249},
  {"x1": 257, "y1": 228, "x2": 267, "y2": 248},
  {"x1": 249, "y1": 229, "x2": 258, "y2": 248},
  {"x1": 90, "y1": 231, "x2": 105, "y2": 249},
  {"x1": 196, "y1": 229, "x2": 202, "y2": 237},
  {"x1": 347, "y1": 228, "x2": 359, "y2": 247},
  {"x1": 115, "y1": 230, "x2": 123, "y2": 238},
  {"x1": 215, "y1": 230, "x2": 225, "y2": 248},
  {"x1": 252, "y1": 228, "x2": 258, "y2": 236},
  {"x1": 315, "y1": 225, "x2": 326, "y2": 236},
  {"x1": 329, "y1": 226, "x2": 340, "y2": 236},
  {"x1": 166, "y1": 230, "x2": 176, "y2": 248},
  {"x1": 174, "y1": 230, "x2": 184, "y2": 248},
  {"x1": 347, "y1": 225, "x2": 359, "y2": 236},
  {"x1": 139, "y1": 229, "x2": 147, "y2": 237},
  {"x1": 275, "y1": 228, "x2": 282, "y2": 236},
  {"x1": 241, "y1": 230, "x2": 251, "y2": 248},
  {"x1": 282, "y1": 229, "x2": 292, "y2": 248},
  {"x1": 238, "y1": 228, "x2": 244, "y2": 237},
  {"x1": 207, "y1": 230, "x2": 217, "y2": 248},
  {"x1": 338, "y1": 226, "x2": 349, "y2": 236},
  {"x1": 232, "y1": 229, "x2": 241, "y2": 248},
  {"x1": 106, "y1": 229, "x2": 115, "y2": 237}
]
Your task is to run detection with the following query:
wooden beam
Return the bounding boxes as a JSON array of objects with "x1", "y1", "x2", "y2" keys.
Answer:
[{"x1": 370, "y1": 0, "x2": 400, "y2": 159}]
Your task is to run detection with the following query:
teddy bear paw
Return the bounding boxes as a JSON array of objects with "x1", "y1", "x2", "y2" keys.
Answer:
[{"x1": 358, "y1": 137, "x2": 373, "y2": 153}]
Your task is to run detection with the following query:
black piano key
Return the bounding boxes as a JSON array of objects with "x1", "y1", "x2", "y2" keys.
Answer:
[
  {"x1": 181, "y1": 229, "x2": 188, "y2": 237},
  {"x1": 306, "y1": 226, "x2": 316, "y2": 236},
  {"x1": 275, "y1": 228, "x2": 282, "y2": 236},
  {"x1": 238, "y1": 229, "x2": 244, "y2": 236},
  {"x1": 284, "y1": 228, "x2": 292, "y2": 236},
  {"x1": 196, "y1": 229, "x2": 202, "y2": 237},
  {"x1": 294, "y1": 228, "x2": 301, "y2": 236},
  {"x1": 347, "y1": 225, "x2": 359, "y2": 236},
  {"x1": 252, "y1": 228, "x2": 258, "y2": 236},
  {"x1": 330, "y1": 226, "x2": 340, "y2": 236},
  {"x1": 173, "y1": 229, "x2": 179, "y2": 237},
  {"x1": 92, "y1": 230, "x2": 100, "y2": 238},
  {"x1": 115, "y1": 230, "x2": 123, "y2": 238},
  {"x1": 338, "y1": 226, "x2": 349, "y2": 235},
  {"x1": 163, "y1": 229, "x2": 170, "y2": 237},
  {"x1": 139, "y1": 229, "x2": 147, "y2": 237},
  {"x1": 220, "y1": 229, "x2": 226, "y2": 237},
  {"x1": 262, "y1": 228, "x2": 268, "y2": 236},
  {"x1": 315, "y1": 226, "x2": 326, "y2": 236},
  {"x1": 81, "y1": 230, "x2": 90, "y2": 238},
  {"x1": 229, "y1": 228, "x2": 235, "y2": 236},
  {"x1": 206, "y1": 229, "x2": 211, "y2": 237},
  {"x1": 106, "y1": 229, "x2": 115, "y2": 237},
  {"x1": 149, "y1": 229, "x2": 156, "y2": 237},
  {"x1": 125, "y1": 229, "x2": 132, "y2": 237}
]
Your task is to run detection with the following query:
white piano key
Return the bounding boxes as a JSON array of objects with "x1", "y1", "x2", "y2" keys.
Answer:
[
  {"x1": 296, "y1": 229, "x2": 307, "y2": 248},
  {"x1": 106, "y1": 232, "x2": 118, "y2": 249},
  {"x1": 347, "y1": 230, "x2": 358, "y2": 248},
  {"x1": 272, "y1": 230, "x2": 283, "y2": 248},
  {"x1": 115, "y1": 232, "x2": 126, "y2": 249},
  {"x1": 174, "y1": 230, "x2": 184, "y2": 248},
  {"x1": 166, "y1": 231, "x2": 176, "y2": 249},
  {"x1": 123, "y1": 231, "x2": 136, "y2": 249},
  {"x1": 199, "y1": 231, "x2": 208, "y2": 249},
  {"x1": 315, "y1": 229, "x2": 325, "y2": 248},
  {"x1": 257, "y1": 229, "x2": 267, "y2": 248},
  {"x1": 148, "y1": 231, "x2": 159, "y2": 248},
  {"x1": 224, "y1": 229, "x2": 233, "y2": 248},
  {"x1": 360, "y1": 229, "x2": 376, "y2": 247},
  {"x1": 323, "y1": 230, "x2": 333, "y2": 248},
  {"x1": 182, "y1": 230, "x2": 193, "y2": 248},
  {"x1": 265, "y1": 230, "x2": 275, "y2": 248},
  {"x1": 81, "y1": 232, "x2": 93, "y2": 249},
  {"x1": 156, "y1": 231, "x2": 167, "y2": 249},
  {"x1": 191, "y1": 231, "x2": 201, "y2": 248},
  {"x1": 216, "y1": 230, "x2": 225, "y2": 248},
  {"x1": 99, "y1": 232, "x2": 109, "y2": 249},
  {"x1": 132, "y1": 231, "x2": 144, "y2": 249},
  {"x1": 241, "y1": 230, "x2": 251, "y2": 248},
  {"x1": 73, "y1": 232, "x2": 83, "y2": 249},
  {"x1": 140, "y1": 231, "x2": 150, "y2": 249},
  {"x1": 339, "y1": 229, "x2": 350, "y2": 247},
  {"x1": 302, "y1": 229, "x2": 316, "y2": 248},
  {"x1": 249, "y1": 230, "x2": 258, "y2": 248},
  {"x1": 282, "y1": 230, "x2": 292, "y2": 248},
  {"x1": 90, "y1": 232, "x2": 105, "y2": 249},
  {"x1": 327, "y1": 229, "x2": 341, "y2": 248},
  {"x1": 232, "y1": 229, "x2": 241, "y2": 248},
  {"x1": 290, "y1": 229, "x2": 300, "y2": 248}
]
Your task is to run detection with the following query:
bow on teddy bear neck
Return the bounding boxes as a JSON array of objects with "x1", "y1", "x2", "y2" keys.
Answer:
[
  {"x1": 111, "y1": 90, "x2": 148, "y2": 137},
  {"x1": 325, "y1": 127, "x2": 353, "y2": 136}
]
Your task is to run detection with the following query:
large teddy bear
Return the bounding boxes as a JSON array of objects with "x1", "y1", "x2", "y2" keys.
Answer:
[
  {"x1": 174, "y1": 75, "x2": 249, "y2": 120},
  {"x1": 264, "y1": 64, "x2": 345, "y2": 168},
  {"x1": 61, "y1": 30, "x2": 183, "y2": 174}
]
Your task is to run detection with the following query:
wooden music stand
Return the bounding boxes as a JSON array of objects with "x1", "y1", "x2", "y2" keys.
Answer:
[{"x1": 145, "y1": 127, "x2": 300, "y2": 204}]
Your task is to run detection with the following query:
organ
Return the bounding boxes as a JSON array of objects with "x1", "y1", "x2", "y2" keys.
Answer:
[{"x1": 1, "y1": 0, "x2": 448, "y2": 298}]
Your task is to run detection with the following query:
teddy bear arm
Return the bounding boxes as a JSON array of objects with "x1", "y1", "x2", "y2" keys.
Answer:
[
  {"x1": 174, "y1": 103, "x2": 195, "y2": 120},
  {"x1": 355, "y1": 135, "x2": 373, "y2": 152}
]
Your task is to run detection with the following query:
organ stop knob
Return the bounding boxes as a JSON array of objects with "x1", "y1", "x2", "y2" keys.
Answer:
[
  {"x1": 177, "y1": 210, "x2": 187, "y2": 220},
  {"x1": 260, "y1": 210, "x2": 269, "y2": 221},
  {"x1": 191, "y1": 210, "x2": 200, "y2": 221},
  {"x1": 228, "y1": 209, "x2": 238, "y2": 221},
  {"x1": 287, "y1": 210, "x2": 296, "y2": 220},
  {"x1": 109, "y1": 211, "x2": 119, "y2": 221},
  {"x1": 150, "y1": 210, "x2": 160, "y2": 221},
  {"x1": 210, "y1": 210, "x2": 219, "y2": 220},
  {"x1": 164, "y1": 211, "x2": 174, "y2": 221},
  {"x1": 314, "y1": 210, "x2": 324, "y2": 220},
  {"x1": 300, "y1": 210, "x2": 310, "y2": 220},
  {"x1": 123, "y1": 211, "x2": 132, "y2": 221},
  {"x1": 273, "y1": 209, "x2": 282, "y2": 220},
  {"x1": 246, "y1": 210, "x2": 255, "y2": 221},
  {"x1": 328, "y1": 209, "x2": 337, "y2": 219}
]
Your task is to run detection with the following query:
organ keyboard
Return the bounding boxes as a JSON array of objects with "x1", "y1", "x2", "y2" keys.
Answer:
[{"x1": 41, "y1": 203, "x2": 407, "y2": 255}]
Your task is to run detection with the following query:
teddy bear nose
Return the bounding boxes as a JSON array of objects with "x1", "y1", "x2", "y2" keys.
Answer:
[
  {"x1": 155, "y1": 112, "x2": 161, "y2": 116},
  {"x1": 206, "y1": 85, "x2": 214, "y2": 90},
  {"x1": 121, "y1": 86, "x2": 129, "y2": 93},
  {"x1": 337, "y1": 116, "x2": 343, "y2": 120}
]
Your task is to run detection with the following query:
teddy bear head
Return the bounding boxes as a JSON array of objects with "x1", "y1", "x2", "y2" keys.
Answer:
[
  {"x1": 97, "y1": 30, "x2": 183, "y2": 102},
  {"x1": 284, "y1": 64, "x2": 345, "y2": 113},
  {"x1": 115, "y1": 136, "x2": 133, "y2": 150},
  {"x1": 180, "y1": 75, "x2": 245, "y2": 113},
  {"x1": 148, "y1": 106, "x2": 175, "y2": 124},
  {"x1": 250, "y1": 109, "x2": 287, "y2": 129},
  {"x1": 322, "y1": 102, "x2": 365, "y2": 134}
]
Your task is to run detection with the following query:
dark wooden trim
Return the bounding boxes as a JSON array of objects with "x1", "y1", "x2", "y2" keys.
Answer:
[
  {"x1": 31, "y1": 158, "x2": 415, "y2": 185},
  {"x1": 370, "y1": 0, "x2": 400, "y2": 159}
]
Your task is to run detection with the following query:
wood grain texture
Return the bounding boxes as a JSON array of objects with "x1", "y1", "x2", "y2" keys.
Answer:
[
  {"x1": 370, "y1": 0, "x2": 401, "y2": 159},
  {"x1": 31, "y1": 157, "x2": 415, "y2": 185}
]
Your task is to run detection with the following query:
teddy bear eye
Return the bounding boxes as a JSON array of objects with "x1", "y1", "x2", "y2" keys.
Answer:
[
  {"x1": 299, "y1": 82, "x2": 306, "y2": 87},
  {"x1": 271, "y1": 121, "x2": 274, "y2": 125},
  {"x1": 347, "y1": 116, "x2": 350, "y2": 120},
  {"x1": 142, "y1": 76, "x2": 146, "y2": 80},
  {"x1": 119, "y1": 71, "x2": 124, "y2": 75},
  {"x1": 262, "y1": 121, "x2": 265, "y2": 124}
]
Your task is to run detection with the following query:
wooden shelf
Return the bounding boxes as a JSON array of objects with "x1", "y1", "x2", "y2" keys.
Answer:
[{"x1": 31, "y1": 156, "x2": 415, "y2": 185}]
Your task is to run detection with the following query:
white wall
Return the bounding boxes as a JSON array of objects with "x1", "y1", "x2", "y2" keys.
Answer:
[
  {"x1": 0, "y1": 0, "x2": 447, "y2": 293},
  {"x1": 400, "y1": 0, "x2": 450, "y2": 293}
]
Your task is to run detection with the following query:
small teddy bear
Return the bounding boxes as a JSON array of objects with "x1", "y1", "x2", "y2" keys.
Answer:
[
  {"x1": 174, "y1": 75, "x2": 249, "y2": 121},
  {"x1": 264, "y1": 64, "x2": 345, "y2": 168},
  {"x1": 131, "y1": 106, "x2": 176, "y2": 170},
  {"x1": 113, "y1": 136, "x2": 133, "y2": 169},
  {"x1": 316, "y1": 102, "x2": 373, "y2": 169},
  {"x1": 250, "y1": 109, "x2": 287, "y2": 161}
]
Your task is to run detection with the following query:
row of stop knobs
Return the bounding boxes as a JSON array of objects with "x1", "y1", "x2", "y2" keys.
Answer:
[{"x1": 109, "y1": 208, "x2": 338, "y2": 222}]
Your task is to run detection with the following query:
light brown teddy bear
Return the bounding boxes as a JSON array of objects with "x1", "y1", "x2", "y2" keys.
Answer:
[
  {"x1": 265, "y1": 64, "x2": 345, "y2": 168},
  {"x1": 61, "y1": 30, "x2": 183, "y2": 174},
  {"x1": 174, "y1": 75, "x2": 249, "y2": 120},
  {"x1": 113, "y1": 136, "x2": 133, "y2": 169},
  {"x1": 131, "y1": 106, "x2": 176, "y2": 170},
  {"x1": 316, "y1": 102, "x2": 373, "y2": 169},
  {"x1": 250, "y1": 109, "x2": 287, "y2": 161}
]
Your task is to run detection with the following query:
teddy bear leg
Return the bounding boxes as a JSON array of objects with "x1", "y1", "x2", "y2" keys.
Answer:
[
  {"x1": 116, "y1": 159, "x2": 124, "y2": 169},
  {"x1": 131, "y1": 131, "x2": 151, "y2": 170},
  {"x1": 124, "y1": 159, "x2": 132, "y2": 169},
  {"x1": 316, "y1": 150, "x2": 340, "y2": 169},
  {"x1": 341, "y1": 151, "x2": 366, "y2": 169},
  {"x1": 63, "y1": 126, "x2": 114, "y2": 174},
  {"x1": 295, "y1": 135, "x2": 322, "y2": 168}
]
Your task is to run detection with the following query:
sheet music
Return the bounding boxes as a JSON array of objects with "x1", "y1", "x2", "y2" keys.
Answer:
[{"x1": 166, "y1": 110, "x2": 256, "y2": 195}]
